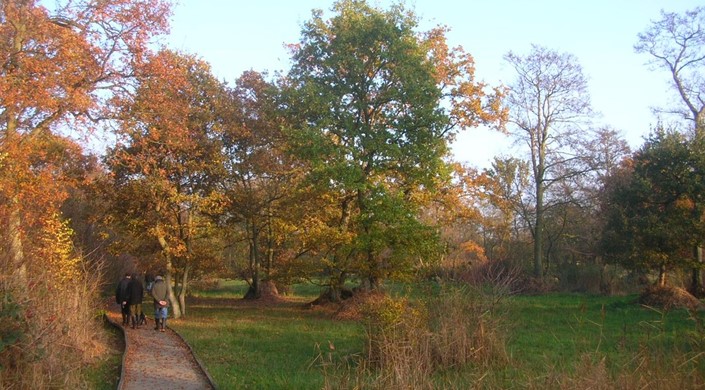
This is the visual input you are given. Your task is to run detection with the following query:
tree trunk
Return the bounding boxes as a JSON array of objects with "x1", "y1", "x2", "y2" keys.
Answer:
[
  {"x1": 658, "y1": 264, "x2": 667, "y2": 287},
  {"x1": 533, "y1": 181, "x2": 544, "y2": 279},
  {"x1": 165, "y1": 266, "x2": 181, "y2": 319},
  {"x1": 690, "y1": 246, "x2": 703, "y2": 297},
  {"x1": 6, "y1": 128, "x2": 26, "y2": 286},
  {"x1": 266, "y1": 207, "x2": 274, "y2": 279},
  {"x1": 179, "y1": 263, "x2": 189, "y2": 317},
  {"x1": 331, "y1": 271, "x2": 347, "y2": 302},
  {"x1": 157, "y1": 227, "x2": 182, "y2": 318},
  {"x1": 9, "y1": 204, "x2": 26, "y2": 284},
  {"x1": 245, "y1": 220, "x2": 261, "y2": 299}
]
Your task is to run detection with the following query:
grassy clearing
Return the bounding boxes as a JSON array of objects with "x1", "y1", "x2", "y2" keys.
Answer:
[
  {"x1": 508, "y1": 294, "x2": 695, "y2": 365},
  {"x1": 170, "y1": 298, "x2": 364, "y2": 389},
  {"x1": 501, "y1": 294, "x2": 703, "y2": 386},
  {"x1": 172, "y1": 282, "x2": 704, "y2": 389}
]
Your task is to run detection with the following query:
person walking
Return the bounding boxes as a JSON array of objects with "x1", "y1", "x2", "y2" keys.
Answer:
[
  {"x1": 115, "y1": 273, "x2": 132, "y2": 326},
  {"x1": 145, "y1": 271, "x2": 155, "y2": 293},
  {"x1": 151, "y1": 273, "x2": 169, "y2": 332},
  {"x1": 126, "y1": 273, "x2": 144, "y2": 329}
]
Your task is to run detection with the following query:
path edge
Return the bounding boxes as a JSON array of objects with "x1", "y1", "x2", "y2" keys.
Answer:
[
  {"x1": 168, "y1": 323, "x2": 219, "y2": 390},
  {"x1": 103, "y1": 313, "x2": 127, "y2": 390}
]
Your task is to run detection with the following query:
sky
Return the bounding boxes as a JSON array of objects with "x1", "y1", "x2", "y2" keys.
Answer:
[{"x1": 165, "y1": 0, "x2": 703, "y2": 168}]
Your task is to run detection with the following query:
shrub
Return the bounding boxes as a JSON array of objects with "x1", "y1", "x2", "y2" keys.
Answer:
[
  {"x1": 638, "y1": 285, "x2": 703, "y2": 310},
  {"x1": 0, "y1": 217, "x2": 108, "y2": 388},
  {"x1": 321, "y1": 284, "x2": 509, "y2": 389}
]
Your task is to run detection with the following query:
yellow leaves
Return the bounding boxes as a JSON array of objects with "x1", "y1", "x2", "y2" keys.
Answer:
[
  {"x1": 674, "y1": 196, "x2": 695, "y2": 211},
  {"x1": 38, "y1": 213, "x2": 81, "y2": 286},
  {"x1": 421, "y1": 25, "x2": 507, "y2": 132},
  {"x1": 460, "y1": 240, "x2": 488, "y2": 264}
]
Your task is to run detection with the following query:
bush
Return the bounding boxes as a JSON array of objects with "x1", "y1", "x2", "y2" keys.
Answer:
[
  {"x1": 0, "y1": 218, "x2": 108, "y2": 389},
  {"x1": 322, "y1": 284, "x2": 508, "y2": 389},
  {"x1": 638, "y1": 285, "x2": 703, "y2": 310}
]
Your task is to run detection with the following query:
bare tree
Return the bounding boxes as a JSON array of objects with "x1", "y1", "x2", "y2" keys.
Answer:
[
  {"x1": 504, "y1": 45, "x2": 593, "y2": 278},
  {"x1": 635, "y1": 6, "x2": 705, "y2": 131}
]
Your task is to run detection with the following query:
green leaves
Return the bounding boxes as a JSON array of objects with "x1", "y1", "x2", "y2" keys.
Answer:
[
  {"x1": 285, "y1": 0, "x2": 485, "y2": 286},
  {"x1": 601, "y1": 130, "x2": 705, "y2": 276}
]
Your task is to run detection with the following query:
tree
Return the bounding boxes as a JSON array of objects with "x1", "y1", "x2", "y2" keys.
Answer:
[
  {"x1": 106, "y1": 49, "x2": 225, "y2": 318},
  {"x1": 217, "y1": 71, "x2": 301, "y2": 299},
  {"x1": 601, "y1": 130, "x2": 705, "y2": 287},
  {"x1": 285, "y1": 0, "x2": 505, "y2": 296},
  {"x1": 1, "y1": 0, "x2": 170, "y2": 280},
  {"x1": 504, "y1": 45, "x2": 594, "y2": 279},
  {"x1": 477, "y1": 157, "x2": 532, "y2": 264},
  {"x1": 0, "y1": 1, "x2": 170, "y2": 384},
  {"x1": 635, "y1": 6, "x2": 705, "y2": 130},
  {"x1": 636, "y1": 6, "x2": 705, "y2": 294}
]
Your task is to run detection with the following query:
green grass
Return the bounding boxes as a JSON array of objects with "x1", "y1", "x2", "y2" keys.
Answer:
[
  {"x1": 189, "y1": 279, "x2": 328, "y2": 300},
  {"x1": 507, "y1": 293, "x2": 697, "y2": 372},
  {"x1": 170, "y1": 299, "x2": 364, "y2": 389},
  {"x1": 82, "y1": 318, "x2": 123, "y2": 389},
  {"x1": 172, "y1": 282, "x2": 704, "y2": 388}
]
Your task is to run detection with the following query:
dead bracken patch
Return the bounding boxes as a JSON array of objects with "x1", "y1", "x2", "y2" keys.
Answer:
[
  {"x1": 638, "y1": 285, "x2": 704, "y2": 310},
  {"x1": 333, "y1": 291, "x2": 388, "y2": 321}
]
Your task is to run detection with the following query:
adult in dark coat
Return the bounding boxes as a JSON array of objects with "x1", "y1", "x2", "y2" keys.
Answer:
[
  {"x1": 115, "y1": 273, "x2": 131, "y2": 326},
  {"x1": 126, "y1": 273, "x2": 144, "y2": 329},
  {"x1": 145, "y1": 271, "x2": 155, "y2": 292},
  {"x1": 151, "y1": 274, "x2": 169, "y2": 332}
]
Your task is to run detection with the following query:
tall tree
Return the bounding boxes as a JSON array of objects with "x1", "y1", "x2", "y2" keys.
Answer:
[
  {"x1": 217, "y1": 71, "x2": 300, "y2": 299},
  {"x1": 0, "y1": 0, "x2": 170, "y2": 280},
  {"x1": 285, "y1": 0, "x2": 505, "y2": 296},
  {"x1": 601, "y1": 130, "x2": 705, "y2": 287},
  {"x1": 0, "y1": 0, "x2": 170, "y2": 384},
  {"x1": 636, "y1": 6, "x2": 705, "y2": 294},
  {"x1": 504, "y1": 45, "x2": 593, "y2": 279},
  {"x1": 106, "y1": 49, "x2": 225, "y2": 318},
  {"x1": 635, "y1": 6, "x2": 705, "y2": 131}
]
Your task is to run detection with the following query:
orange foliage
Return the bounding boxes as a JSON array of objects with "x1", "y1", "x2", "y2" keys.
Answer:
[
  {"x1": 460, "y1": 240, "x2": 488, "y2": 264},
  {"x1": 1, "y1": 0, "x2": 171, "y2": 385},
  {"x1": 423, "y1": 26, "x2": 507, "y2": 131}
]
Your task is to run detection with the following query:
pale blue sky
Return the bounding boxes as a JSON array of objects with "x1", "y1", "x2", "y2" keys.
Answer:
[{"x1": 166, "y1": 0, "x2": 702, "y2": 168}]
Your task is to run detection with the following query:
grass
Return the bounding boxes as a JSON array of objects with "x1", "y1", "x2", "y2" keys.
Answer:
[
  {"x1": 170, "y1": 298, "x2": 364, "y2": 389},
  {"x1": 170, "y1": 282, "x2": 704, "y2": 388},
  {"x1": 507, "y1": 294, "x2": 697, "y2": 371},
  {"x1": 189, "y1": 279, "x2": 323, "y2": 299},
  {"x1": 500, "y1": 293, "x2": 705, "y2": 388},
  {"x1": 82, "y1": 317, "x2": 123, "y2": 389}
]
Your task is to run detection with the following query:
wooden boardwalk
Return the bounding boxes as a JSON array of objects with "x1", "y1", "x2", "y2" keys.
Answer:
[{"x1": 106, "y1": 304, "x2": 216, "y2": 390}]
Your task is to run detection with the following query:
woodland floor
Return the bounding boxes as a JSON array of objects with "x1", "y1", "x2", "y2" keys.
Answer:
[{"x1": 105, "y1": 303, "x2": 215, "y2": 390}]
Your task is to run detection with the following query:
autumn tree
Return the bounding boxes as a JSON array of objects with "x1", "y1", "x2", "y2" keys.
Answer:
[
  {"x1": 480, "y1": 157, "x2": 533, "y2": 263},
  {"x1": 601, "y1": 130, "x2": 705, "y2": 287},
  {"x1": 285, "y1": 0, "x2": 505, "y2": 297},
  {"x1": 636, "y1": 6, "x2": 705, "y2": 294},
  {"x1": 216, "y1": 71, "x2": 302, "y2": 299},
  {"x1": 0, "y1": 0, "x2": 170, "y2": 385},
  {"x1": 1, "y1": 0, "x2": 170, "y2": 279},
  {"x1": 106, "y1": 49, "x2": 225, "y2": 318},
  {"x1": 504, "y1": 45, "x2": 594, "y2": 279}
]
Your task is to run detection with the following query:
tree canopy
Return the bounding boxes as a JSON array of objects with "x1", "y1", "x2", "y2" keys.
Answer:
[
  {"x1": 601, "y1": 130, "x2": 705, "y2": 286},
  {"x1": 284, "y1": 0, "x2": 505, "y2": 294}
]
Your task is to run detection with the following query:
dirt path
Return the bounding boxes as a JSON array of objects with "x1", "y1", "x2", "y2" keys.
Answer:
[{"x1": 106, "y1": 303, "x2": 216, "y2": 390}]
